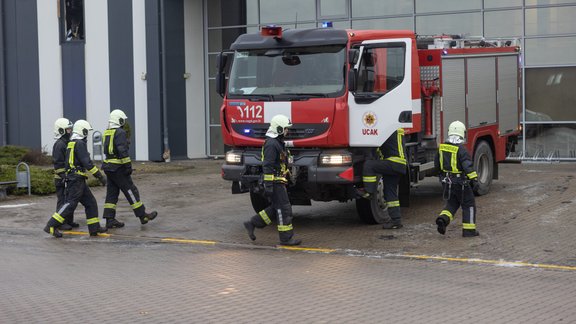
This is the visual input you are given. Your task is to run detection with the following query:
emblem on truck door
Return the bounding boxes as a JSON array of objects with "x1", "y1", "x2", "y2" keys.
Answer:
[
  {"x1": 362, "y1": 111, "x2": 378, "y2": 135},
  {"x1": 362, "y1": 111, "x2": 377, "y2": 127}
]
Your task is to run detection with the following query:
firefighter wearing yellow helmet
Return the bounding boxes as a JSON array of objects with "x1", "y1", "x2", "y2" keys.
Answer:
[
  {"x1": 102, "y1": 109, "x2": 157, "y2": 228},
  {"x1": 243, "y1": 114, "x2": 301, "y2": 246},
  {"x1": 51, "y1": 118, "x2": 79, "y2": 230},
  {"x1": 435, "y1": 120, "x2": 480, "y2": 237},
  {"x1": 44, "y1": 119, "x2": 108, "y2": 237}
]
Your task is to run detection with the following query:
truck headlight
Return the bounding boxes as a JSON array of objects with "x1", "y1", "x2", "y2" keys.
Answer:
[
  {"x1": 320, "y1": 153, "x2": 352, "y2": 166},
  {"x1": 225, "y1": 151, "x2": 243, "y2": 164}
]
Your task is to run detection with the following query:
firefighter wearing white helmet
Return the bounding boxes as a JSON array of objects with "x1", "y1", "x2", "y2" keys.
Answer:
[
  {"x1": 51, "y1": 118, "x2": 78, "y2": 230},
  {"x1": 243, "y1": 114, "x2": 301, "y2": 246},
  {"x1": 434, "y1": 120, "x2": 480, "y2": 237},
  {"x1": 102, "y1": 109, "x2": 157, "y2": 229},
  {"x1": 44, "y1": 119, "x2": 108, "y2": 238},
  {"x1": 357, "y1": 128, "x2": 407, "y2": 229}
]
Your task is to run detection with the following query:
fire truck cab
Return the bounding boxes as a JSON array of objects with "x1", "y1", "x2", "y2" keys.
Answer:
[{"x1": 217, "y1": 26, "x2": 520, "y2": 224}]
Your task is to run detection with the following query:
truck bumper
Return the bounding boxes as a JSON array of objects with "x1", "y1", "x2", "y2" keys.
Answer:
[{"x1": 221, "y1": 148, "x2": 358, "y2": 184}]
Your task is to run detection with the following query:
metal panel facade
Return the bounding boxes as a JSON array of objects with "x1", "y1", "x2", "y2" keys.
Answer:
[
  {"x1": 441, "y1": 59, "x2": 466, "y2": 138},
  {"x1": 498, "y1": 55, "x2": 520, "y2": 134},
  {"x1": 467, "y1": 57, "x2": 497, "y2": 128}
]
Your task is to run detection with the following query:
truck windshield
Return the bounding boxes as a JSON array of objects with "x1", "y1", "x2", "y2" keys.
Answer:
[{"x1": 227, "y1": 45, "x2": 346, "y2": 99}]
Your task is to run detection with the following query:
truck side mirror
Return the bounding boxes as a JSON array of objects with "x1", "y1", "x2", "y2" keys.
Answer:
[
  {"x1": 348, "y1": 49, "x2": 359, "y2": 66},
  {"x1": 216, "y1": 72, "x2": 226, "y2": 97},
  {"x1": 216, "y1": 52, "x2": 228, "y2": 73},
  {"x1": 348, "y1": 69, "x2": 357, "y2": 92},
  {"x1": 216, "y1": 52, "x2": 229, "y2": 97}
]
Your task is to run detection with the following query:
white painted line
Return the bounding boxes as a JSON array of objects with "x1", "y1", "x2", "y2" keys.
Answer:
[{"x1": 0, "y1": 203, "x2": 35, "y2": 208}]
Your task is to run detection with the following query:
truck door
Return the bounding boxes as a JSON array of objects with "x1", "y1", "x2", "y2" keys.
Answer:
[{"x1": 349, "y1": 39, "x2": 413, "y2": 146}]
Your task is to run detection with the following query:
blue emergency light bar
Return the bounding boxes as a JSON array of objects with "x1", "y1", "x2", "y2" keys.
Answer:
[{"x1": 321, "y1": 21, "x2": 333, "y2": 28}]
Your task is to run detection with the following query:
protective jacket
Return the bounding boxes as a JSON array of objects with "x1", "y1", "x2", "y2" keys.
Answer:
[
  {"x1": 102, "y1": 127, "x2": 131, "y2": 172},
  {"x1": 261, "y1": 137, "x2": 290, "y2": 184},
  {"x1": 52, "y1": 135, "x2": 70, "y2": 181},
  {"x1": 66, "y1": 139, "x2": 103, "y2": 179},
  {"x1": 375, "y1": 129, "x2": 407, "y2": 175},
  {"x1": 434, "y1": 142, "x2": 478, "y2": 184}
]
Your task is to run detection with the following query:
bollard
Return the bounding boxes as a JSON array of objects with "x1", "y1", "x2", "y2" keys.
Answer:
[{"x1": 16, "y1": 162, "x2": 31, "y2": 196}]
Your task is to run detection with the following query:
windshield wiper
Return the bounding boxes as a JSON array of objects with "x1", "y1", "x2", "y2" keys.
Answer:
[
  {"x1": 229, "y1": 94, "x2": 274, "y2": 101},
  {"x1": 275, "y1": 93, "x2": 328, "y2": 101}
]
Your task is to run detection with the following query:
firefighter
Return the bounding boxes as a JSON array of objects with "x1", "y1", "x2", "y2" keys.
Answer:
[
  {"x1": 43, "y1": 120, "x2": 108, "y2": 238},
  {"x1": 435, "y1": 121, "x2": 480, "y2": 237},
  {"x1": 52, "y1": 118, "x2": 78, "y2": 230},
  {"x1": 102, "y1": 109, "x2": 157, "y2": 228},
  {"x1": 357, "y1": 129, "x2": 407, "y2": 229},
  {"x1": 243, "y1": 114, "x2": 301, "y2": 246}
]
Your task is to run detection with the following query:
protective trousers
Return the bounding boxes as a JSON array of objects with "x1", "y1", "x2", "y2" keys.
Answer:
[
  {"x1": 439, "y1": 182, "x2": 476, "y2": 230},
  {"x1": 47, "y1": 176, "x2": 101, "y2": 234},
  {"x1": 249, "y1": 182, "x2": 295, "y2": 243},
  {"x1": 103, "y1": 168, "x2": 146, "y2": 219},
  {"x1": 54, "y1": 179, "x2": 75, "y2": 225},
  {"x1": 363, "y1": 160, "x2": 402, "y2": 223}
]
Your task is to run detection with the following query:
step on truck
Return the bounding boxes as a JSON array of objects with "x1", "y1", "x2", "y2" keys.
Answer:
[{"x1": 216, "y1": 26, "x2": 521, "y2": 224}]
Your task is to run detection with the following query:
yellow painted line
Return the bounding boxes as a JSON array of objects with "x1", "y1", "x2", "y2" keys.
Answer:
[
  {"x1": 161, "y1": 238, "x2": 217, "y2": 245},
  {"x1": 277, "y1": 246, "x2": 336, "y2": 253},
  {"x1": 401, "y1": 254, "x2": 576, "y2": 271},
  {"x1": 64, "y1": 231, "x2": 111, "y2": 238}
]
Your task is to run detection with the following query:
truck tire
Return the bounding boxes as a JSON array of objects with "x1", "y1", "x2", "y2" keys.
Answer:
[
  {"x1": 473, "y1": 140, "x2": 493, "y2": 196},
  {"x1": 250, "y1": 191, "x2": 270, "y2": 214},
  {"x1": 355, "y1": 180, "x2": 389, "y2": 224}
]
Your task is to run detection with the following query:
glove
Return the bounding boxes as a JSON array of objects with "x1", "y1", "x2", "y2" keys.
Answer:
[
  {"x1": 95, "y1": 172, "x2": 107, "y2": 186},
  {"x1": 125, "y1": 165, "x2": 133, "y2": 176},
  {"x1": 470, "y1": 180, "x2": 479, "y2": 192},
  {"x1": 263, "y1": 181, "x2": 274, "y2": 198}
]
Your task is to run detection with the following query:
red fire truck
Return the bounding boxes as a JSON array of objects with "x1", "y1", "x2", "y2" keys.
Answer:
[{"x1": 216, "y1": 26, "x2": 521, "y2": 224}]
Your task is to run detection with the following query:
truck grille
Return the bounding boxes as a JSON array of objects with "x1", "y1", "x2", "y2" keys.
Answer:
[{"x1": 231, "y1": 123, "x2": 330, "y2": 140}]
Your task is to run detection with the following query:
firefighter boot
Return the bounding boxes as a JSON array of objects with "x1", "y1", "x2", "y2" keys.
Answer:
[
  {"x1": 59, "y1": 223, "x2": 73, "y2": 231},
  {"x1": 69, "y1": 222, "x2": 80, "y2": 228},
  {"x1": 382, "y1": 222, "x2": 403, "y2": 229},
  {"x1": 243, "y1": 221, "x2": 256, "y2": 241},
  {"x1": 355, "y1": 187, "x2": 372, "y2": 199},
  {"x1": 463, "y1": 229, "x2": 480, "y2": 237},
  {"x1": 436, "y1": 215, "x2": 450, "y2": 235},
  {"x1": 43, "y1": 225, "x2": 63, "y2": 238},
  {"x1": 139, "y1": 211, "x2": 158, "y2": 225},
  {"x1": 89, "y1": 226, "x2": 108, "y2": 237},
  {"x1": 279, "y1": 238, "x2": 302, "y2": 246},
  {"x1": 106, "y1": 218, "x2": 125, "y2": 229}
]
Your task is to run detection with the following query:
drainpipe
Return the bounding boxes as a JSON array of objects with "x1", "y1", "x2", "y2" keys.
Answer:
[
  {"x1": 0, "y1": 0, "x2": 7, "y2": 146},
  {"x1": 159, "y1": 0, "x2": 170, "y2": 162}
]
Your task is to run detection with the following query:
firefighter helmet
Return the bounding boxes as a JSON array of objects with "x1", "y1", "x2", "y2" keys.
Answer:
[
  {"x1": 448, "y1": 120, "x2": 466, "y2": 139},
  {"x1": 73, "y1": 120, "x2": 93, "y2": 138},
  {"x1": 109, "y1": 109, "x2": 128, "y2": 126},
  {"x1": 267, "y1": 114, "x2": 292, "y2": 138},
  {"x1": 53, "y1": 118, "x2": 73, "y2": 138}
]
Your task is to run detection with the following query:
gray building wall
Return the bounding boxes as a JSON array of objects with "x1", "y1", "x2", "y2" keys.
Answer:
[
  {"x1": 108, "y1": 0, "x2": 136, "y2": 157},
  {"x1": 2, "y1": 0, "x2": 41, "y2": 148}
]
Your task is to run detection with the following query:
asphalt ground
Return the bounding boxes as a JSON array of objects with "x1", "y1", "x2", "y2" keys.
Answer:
[
  {"x1": 1, "y1": 160, "x2": 576, "y2": 322},
  {"x1": 2, "y1": 159, "x2": 575, "y2": 266}
]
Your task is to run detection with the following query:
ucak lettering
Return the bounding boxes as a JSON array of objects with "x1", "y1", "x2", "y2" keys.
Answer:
[{"x1": 362, "y1": 129, "x2": 378, "y2": 135}]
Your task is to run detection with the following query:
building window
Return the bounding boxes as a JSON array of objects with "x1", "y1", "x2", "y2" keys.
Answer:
[{"x1": 60, "y1": 0, "x2": 85, "y2": 42}]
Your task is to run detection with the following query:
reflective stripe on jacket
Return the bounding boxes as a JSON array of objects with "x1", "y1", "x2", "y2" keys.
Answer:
[
  {"x1": 261, "y1": 137, "x2": 290, "y2": 183},
  {"x1": 435, "y1": 142, "x2": 478, "y2": 180}
]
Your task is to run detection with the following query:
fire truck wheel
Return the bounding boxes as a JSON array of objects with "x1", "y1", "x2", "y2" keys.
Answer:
[
  {"x1": 355, "y1": 181, "x2": 388, "y2": 224},
  {"x1": 473, "y1": 140, "x2": 494, "y2": 196},
  {"x1": 250, "y1": 191, "x2": 270, "y2": 213}
]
